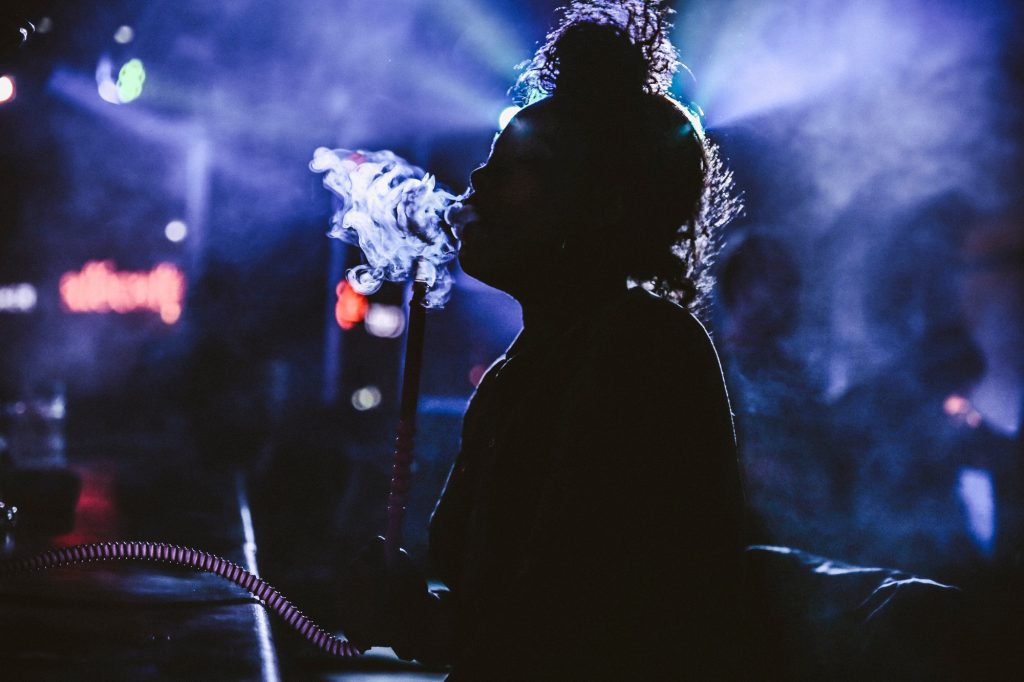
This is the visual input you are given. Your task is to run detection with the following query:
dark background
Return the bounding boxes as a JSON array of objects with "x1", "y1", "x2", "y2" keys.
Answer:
[{"x1": 0, "y1": 0, "x2": 1020, "y2": 633}]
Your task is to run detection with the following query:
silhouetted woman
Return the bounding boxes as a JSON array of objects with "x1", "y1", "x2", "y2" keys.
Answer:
[{"x1": 344, "y1": 2, "x2": 744, "y2": 678}]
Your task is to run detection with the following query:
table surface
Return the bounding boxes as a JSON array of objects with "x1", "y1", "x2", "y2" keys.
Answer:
[{"x1": 0, "y1": 453, "x2": 447, "y2": 681}]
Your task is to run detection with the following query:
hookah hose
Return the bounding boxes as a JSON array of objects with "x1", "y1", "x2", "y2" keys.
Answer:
[
  {"x1": 0, "y1": 267, "x2": 434, "y2": 656},
  {"x1": 0, "y1": 541, "x2": 362, "y2": 656}
]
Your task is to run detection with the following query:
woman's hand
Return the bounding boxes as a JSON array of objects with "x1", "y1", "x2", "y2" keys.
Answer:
[{"x1": 337, "y1": 535, "x2": 431, "y2": 654}]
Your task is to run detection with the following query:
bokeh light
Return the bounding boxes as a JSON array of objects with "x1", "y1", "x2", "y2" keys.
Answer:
[
  {"x1": 116, "y1": 59, "x2": 146, "y2": 103},
  {"x1": 351, "y1": 385, "x2": 382, "y2": 411},
  {"x1": 97, "y1": 80, "x2": 119, "y2": 104},
  {"x1": 334, "y1": 281, "x2": 369, "y2": 330},
  {"x1": 958, "y1": 467, "x2": 996, "y2": 557},
  {"x1": 364, "y1": 304, "x2": 406, "y2": 338},
  {"x1": 0, "y1": 76, "x2": 15, "y2": 104},
  {"x1": 0, "y1": 284, "x2": 37, "y2": 312},
  {"x1": 95, "y1": 56, "x2": 120, "y2": 103},
  {"x1": 164, "y1": 220, "x2": 188, "y2": 242},
  {"x1": 159, "y1": 303, "x2": 182, "y2": 325},
  {"x1": 114, "y1": 25, "x2": 134, "y2": 44}
]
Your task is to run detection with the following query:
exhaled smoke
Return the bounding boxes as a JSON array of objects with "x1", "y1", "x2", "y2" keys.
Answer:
[
  {"x1": 310, "y1": 147, "x2": 464, "y2": 308},
  {"x1": 444, "y1": 203, "x2": 477, "y2": 236}
]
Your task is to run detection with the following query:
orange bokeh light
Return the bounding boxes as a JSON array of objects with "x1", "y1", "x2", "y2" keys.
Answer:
[{"x1": 335, "y1": 280, "x2": 369, "y2": 330}]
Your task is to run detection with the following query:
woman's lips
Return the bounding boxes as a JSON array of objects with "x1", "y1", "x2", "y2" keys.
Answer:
[{"x1": 458, "y1": 220, "x2": 478, "y2": 246}]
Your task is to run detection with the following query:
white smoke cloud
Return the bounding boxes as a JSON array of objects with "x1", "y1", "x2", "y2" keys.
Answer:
[{"x1": 310, "y1": 147, "x2": 463, "y2": 308}]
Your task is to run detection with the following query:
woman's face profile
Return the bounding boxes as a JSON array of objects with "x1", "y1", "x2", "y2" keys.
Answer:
[{"x1": 459, "y1": 102, "x2": 577, "y2": 299}]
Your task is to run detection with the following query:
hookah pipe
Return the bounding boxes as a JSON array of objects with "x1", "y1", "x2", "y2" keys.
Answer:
[
  {"x1": 0, "y1": 263, "x2": 435, "y2": 658},
  {"x1": 384, "y1": 259, "x2": 429, "y2": 566}
]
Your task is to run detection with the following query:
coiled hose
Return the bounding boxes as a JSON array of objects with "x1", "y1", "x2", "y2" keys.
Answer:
[
  {"x1": 0, "y1": 273, "x2": 434, "y2": 657},
  {"x1": 0, "y1": 540, "x2": 364, "y2": 657}
]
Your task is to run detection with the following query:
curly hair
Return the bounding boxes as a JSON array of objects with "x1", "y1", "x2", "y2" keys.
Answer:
[{"x1": 513, "y1": 0, "x2": 741, "y2": 314}]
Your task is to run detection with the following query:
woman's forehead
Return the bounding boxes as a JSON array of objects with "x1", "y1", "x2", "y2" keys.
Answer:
[{"x1": 490, "y1": 103, "x2": 562, "y2": 161}]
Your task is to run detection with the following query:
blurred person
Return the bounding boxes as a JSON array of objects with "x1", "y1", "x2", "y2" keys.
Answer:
[
  {"x1": 714, "y1": 234, "x2": 838, "y2": 557},
  {"x1": 825, "y1": 194, "x2": 990, "y2": 576},
  {"x1": 339, "y1": 1, "x2": 745, "y2": 679}
]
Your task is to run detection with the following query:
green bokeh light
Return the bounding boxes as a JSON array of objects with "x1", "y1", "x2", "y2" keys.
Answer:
[{"x1": 116, "y1": 58, "x2": 146, "y2": 103}]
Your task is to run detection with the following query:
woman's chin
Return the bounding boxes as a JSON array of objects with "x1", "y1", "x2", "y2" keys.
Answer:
[
  {"x1": 457, "y1": 248, "x2": 486, "y2": 282},
  {"x1": 458, "y1": 250, "x2": 511, "y2": 293}
]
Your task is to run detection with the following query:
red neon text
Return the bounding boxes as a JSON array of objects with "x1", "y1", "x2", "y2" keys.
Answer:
[{"x1": 59, "y1": 260, "x2": 186, "y2": 324}]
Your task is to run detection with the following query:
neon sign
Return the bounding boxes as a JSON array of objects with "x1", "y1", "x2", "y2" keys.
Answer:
[{"x1": 59, "y1": 260, "x2": 186, "y2": 324}]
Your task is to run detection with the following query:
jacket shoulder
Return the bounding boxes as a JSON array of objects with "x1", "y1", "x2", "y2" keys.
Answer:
[{"x1": 589, "y1": 287, "x2": 719, "y2": 364}]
